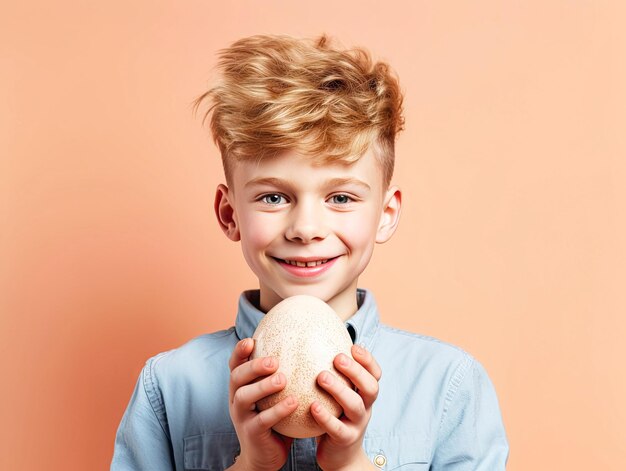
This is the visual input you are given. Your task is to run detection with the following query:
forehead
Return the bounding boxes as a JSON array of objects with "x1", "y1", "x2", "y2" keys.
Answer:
[{"x1": 230, "y1": 149, "x2": 383, "y2": 190}]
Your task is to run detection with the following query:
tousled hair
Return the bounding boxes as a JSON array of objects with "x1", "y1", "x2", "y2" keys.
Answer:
[{"x1": 193, "y1": 34, "x2": 405, "y2": 187}]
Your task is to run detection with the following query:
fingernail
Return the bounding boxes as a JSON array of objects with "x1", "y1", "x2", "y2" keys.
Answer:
[
  {"x1": 311, "y1": 401, "x2": 322, "y2": 413},
  {"x1": 321, "y1": 372, "x2": 334, "y2": 385},
  {"x1": 285, "y1": 396, "x2": 295, "y2": 406},
  {"x1": 338, "y1": 354, "x2": 349, "y2": 366},
  {"x1": 354, "y1": 344, "x2": 365, "y2": 356},
  {"x1": 241, "y1": 339, "x2": 249, "y2": 350},
  {"x1": 264, "y1": 357, "x2": 274, "y2": 368},
  {"x1": 273, "y1": 373, "x2": 283, "y2": 385}
]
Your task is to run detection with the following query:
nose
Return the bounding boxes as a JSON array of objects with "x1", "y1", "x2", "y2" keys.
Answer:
[{"x1": 285, "y1": 199, "x2": 329, "y2": 243}]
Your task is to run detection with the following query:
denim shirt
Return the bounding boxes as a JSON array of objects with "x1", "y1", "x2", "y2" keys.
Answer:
[{"x1": 111, "y1": 289, "x2": 509, "y2": 470}]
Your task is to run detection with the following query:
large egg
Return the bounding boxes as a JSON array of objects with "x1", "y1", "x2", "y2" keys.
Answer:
[{"x1": 250, "y1": 295, "x2": 354, "y2": 438}]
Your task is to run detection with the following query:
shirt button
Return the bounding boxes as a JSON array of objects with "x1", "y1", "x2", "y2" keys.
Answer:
[{"x1": 374, "y1": 453, "x2": 386, "y2": 468}]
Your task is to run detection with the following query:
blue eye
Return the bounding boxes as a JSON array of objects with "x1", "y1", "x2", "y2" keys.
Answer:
[
  {"x1": 329, "y1": 194, "x2": 352, "y2": 204},
  {"x1": 261, "y1": 194, "x2": 286, "y2": 205}
]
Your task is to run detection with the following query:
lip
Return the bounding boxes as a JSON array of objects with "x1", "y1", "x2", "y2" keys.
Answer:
[{"x1": 272, "y1": 256, "x2": 340, "y2": 278}]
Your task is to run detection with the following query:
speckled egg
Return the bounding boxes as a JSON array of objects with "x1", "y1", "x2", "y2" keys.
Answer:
[{"x1": 250, "y1": 295, "x2": 354, "y2": 438}]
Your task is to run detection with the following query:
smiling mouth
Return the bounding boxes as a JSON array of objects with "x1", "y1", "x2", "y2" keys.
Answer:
[{"x1": 272, "y1": 257, "x2": 338, "y2": 267}]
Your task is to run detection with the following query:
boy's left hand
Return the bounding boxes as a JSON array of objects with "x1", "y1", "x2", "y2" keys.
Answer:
[{"x1": 311, "y1": 344, "x2": 381, "y2": 471}]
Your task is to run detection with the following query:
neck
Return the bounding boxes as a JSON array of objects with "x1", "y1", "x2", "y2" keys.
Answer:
[{"x1": 326, "y1": 289, "x2": 359, "y2": 321}]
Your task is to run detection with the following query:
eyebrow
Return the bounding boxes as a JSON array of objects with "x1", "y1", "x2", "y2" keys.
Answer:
[
  {"x1": 245, "y1": 177, "x2": 371, "y2": 191},
  {"x1": 325, "y1": 177, "x2": 371, "y2": 191},
  {"x1": 245, "y1": 177, "x2": 294, "y2": 190}
]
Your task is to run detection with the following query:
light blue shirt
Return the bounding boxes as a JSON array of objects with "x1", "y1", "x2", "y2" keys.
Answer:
[{"x1": 111, "y1": 289, "x2": 509, "y2": 470}]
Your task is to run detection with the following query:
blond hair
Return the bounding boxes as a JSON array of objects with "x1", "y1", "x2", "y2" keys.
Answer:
[{"x1": 193, "y1": 34, "x2": 405, "y2": 187}]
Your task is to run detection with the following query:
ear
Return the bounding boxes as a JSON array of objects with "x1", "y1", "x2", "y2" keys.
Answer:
[
  {"x1": 214, "y1": 184, "x2": 240, "y2": 241},
  {"x1": 376, "y1": 185, "x2": 402, "y2": 244}
]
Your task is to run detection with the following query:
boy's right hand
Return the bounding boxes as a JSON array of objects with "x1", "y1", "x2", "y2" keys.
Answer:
[{"x1": 227, "y1": 338, "x2": 298, "y2": 471}]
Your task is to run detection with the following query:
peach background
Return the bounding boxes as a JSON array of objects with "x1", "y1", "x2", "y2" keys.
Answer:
[{"x1": 2, "y1": 1, "x2": 625, "y2": 469}]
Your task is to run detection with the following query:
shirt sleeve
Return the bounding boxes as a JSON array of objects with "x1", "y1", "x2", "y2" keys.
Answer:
[
  {"x1": 111, "y1": 357, "x2": 175, "y2": 471},
  {"x1": 431, "y1": 356, "x2": 510, "y2": 470}
]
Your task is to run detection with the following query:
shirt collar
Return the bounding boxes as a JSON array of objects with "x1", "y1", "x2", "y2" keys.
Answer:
[{"x1": 234, "y1": 288, "x2": 380, "y2": 350}]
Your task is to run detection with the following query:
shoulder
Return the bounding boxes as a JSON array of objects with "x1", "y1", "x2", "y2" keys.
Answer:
[
  {"x1": 142, "y1": 327, "x2": 239, "y2": 386},
  {"x1": 357, "y1": 288, "x2": 473, "y2": 372},
  {"x1": 374, "y1": 323, "x2": 481, "y2": 394},
  {"x1": 376, "y1": 322, "x2": 473, "y2": 363}
]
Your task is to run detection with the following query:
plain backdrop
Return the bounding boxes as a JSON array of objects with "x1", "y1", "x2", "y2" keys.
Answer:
[{"x1": 1, "y1": 1, "x2": 625, "y2": 469}]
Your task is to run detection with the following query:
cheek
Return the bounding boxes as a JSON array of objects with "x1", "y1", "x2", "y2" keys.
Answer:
[
  {"x1": 337, "y1": 211, "x2": 379, "y2": 250},
  {"x1": 238, "y1": 213, "x2": 280, "y2": 252}
]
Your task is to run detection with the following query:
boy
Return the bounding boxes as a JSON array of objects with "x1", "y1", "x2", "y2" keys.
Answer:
[{"x1": 111, "y1": 34, "x2": 509, "y2": 470}]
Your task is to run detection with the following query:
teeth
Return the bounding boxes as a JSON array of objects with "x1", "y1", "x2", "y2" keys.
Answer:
[{"x1": 283, "y1": 259, "x2": 330, "y2": 267}]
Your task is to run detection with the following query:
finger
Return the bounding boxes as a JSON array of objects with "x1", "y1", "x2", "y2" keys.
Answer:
[
  {"x1": 310, "y1": 400, "x2": 354, "y2": 444},
  {"x1": 317, "y1": 370, "x2": 367, "y2": 423},
  {"x1": 232, "y1": 371, "x2": 286, "y2": 412},
  {"x1": 229, "y1": 338, "x2": 254, "y2": 371},
  {"x1": 250, "y1": 395, "x2": 299, "y2": 434},
  {"x1": 351, "y1": 344, "x2": 382, "y2": 381},
  {"x1": 334, "y1": 353, "x2": 379, "y2": 409},
  {"x1": 230, "y1": 355, "x2": 278, "y2": 398}
]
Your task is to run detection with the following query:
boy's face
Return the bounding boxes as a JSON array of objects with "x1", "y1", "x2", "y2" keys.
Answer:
[{"x1": 215, "y1": 149, "x2": 401, "y2": 320}]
